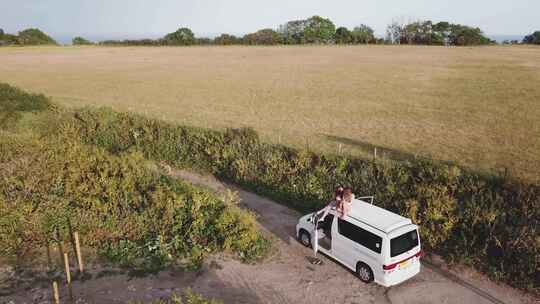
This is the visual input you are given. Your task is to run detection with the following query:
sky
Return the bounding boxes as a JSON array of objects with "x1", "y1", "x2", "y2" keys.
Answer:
[{"x1": 0, "y1": 0, "x2": 538, "y2": 42}]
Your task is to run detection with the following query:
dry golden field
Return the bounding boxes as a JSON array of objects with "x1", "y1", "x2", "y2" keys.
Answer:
[{"x1": 1, "y1": 45, "x2": 539, "y2": 181}]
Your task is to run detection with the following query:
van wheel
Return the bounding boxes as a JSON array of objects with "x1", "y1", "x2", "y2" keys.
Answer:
[
  {"x1": 299, "y1": 230, "x2": 311, "y2": 247},
  {"x1": 356, "y1": 262, "x2": 374, "y2": 283}
]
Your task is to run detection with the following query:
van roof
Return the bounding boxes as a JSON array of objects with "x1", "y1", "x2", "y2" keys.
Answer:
[{"x1": 345, "y1": 199, "x2": 412, "y2": 234}]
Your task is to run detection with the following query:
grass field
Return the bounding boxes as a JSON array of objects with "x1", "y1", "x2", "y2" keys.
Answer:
[{"x1": 1, "y1": 45, "x2": 539, "y2": 181}]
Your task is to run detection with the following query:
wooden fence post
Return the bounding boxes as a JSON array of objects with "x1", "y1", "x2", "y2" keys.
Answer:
[
  {"x1": 55, "y1": 230, "x2": 64, "y2": 267},
  {"x1": 63, "y1": 253, "x2": 73, "y2": 301},
  {"x1": 74, "y1": 232, "x2": 84, "y2": 274},
  {"x1": 52, "y1": 281, "x2": 60, "y2": 304},
  {"x1": 67, "y1": 219, "x2": 78, "y2": 266},
  {"x1": 46, "y1": 240, "x2": 52, "y2": 271}
]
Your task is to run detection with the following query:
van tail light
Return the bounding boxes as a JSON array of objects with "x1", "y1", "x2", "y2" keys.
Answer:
[
  {"x1": 383, "y1": 263, "x2": 397, "y2": 270},
  {"x1": 383, "y1": 250, "x2": 424, "y2": 270}
]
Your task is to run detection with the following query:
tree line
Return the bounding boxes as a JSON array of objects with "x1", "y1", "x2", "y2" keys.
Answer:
[
  {"x1": 2, "y1": 17, "x2": 540, "y2": 47},
  {"x1": 87, "y1": 16, "x2": 496, "y2": 46}
]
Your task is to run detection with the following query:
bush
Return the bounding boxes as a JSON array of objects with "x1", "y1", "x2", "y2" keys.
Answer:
[
  {"x1": 72, "y1": 36, "x2": 94, "y2": 45},
  {"x1": 163, "y1": 28, "x2": 196, "y2": 46},
  {"x1": 0, "y1": 130, "x2": 268, "y2": 271},
  {"x1": 523, "y1": 31, "x2": 540, "y2": 45},
  {"x1": 52, "y1": 107, "x2": 539, "y2": 292},
  {"x1": 242, "y1": 29, "x2": 283, "y2": 45},
  {"x1": 16, "y1": 28, "x2": 57, "y2": 45},
  {"x1": 0, "y1": 83, "x2": 52, "y2": 129}
]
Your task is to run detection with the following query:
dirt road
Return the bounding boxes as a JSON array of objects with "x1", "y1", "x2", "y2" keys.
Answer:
[{"x1": 0, "y1": 170, "x2": 534, "y2": 304}]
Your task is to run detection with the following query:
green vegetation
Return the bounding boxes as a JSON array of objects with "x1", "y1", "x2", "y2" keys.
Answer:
[
  {"x1": 50, "y1": 106, "x2": 539, "y2": 293},
  {"x1": 58, "y1": 15, "x2": 497, "y2": 46},
  {"x1": 523, "y1": 31, "x2": 540, "y2": 44},
  {"x1": 335, "y1": 25, "x2": 377, "y2": 44},
  {"x1": 163, "y1": 28, "x2": 196, "y2": 46},
  {"x1": 213, "y1": 34, "x2": 242, "y2": 46},
  {"x1": 17, "y1": 28, "x2": 57, "y2": 45},
  {"x1": 386, "y1": 20, "x2": 493, "y2": 45},
  {"x1": 72, "y1": 36, "x2": 94, "y2": 45},
  {"x1": 242, "y1": 29, "x2": 283, "y2": 45},
  {"x1": 0, "y1": 28, "x2": 57, "y2": 46},
  {"x1": 0, "y1": 83, "x2": 268, "y2": 273},
  {"x1": 352, "y1": 25, "x2": 377, "y2": 44},
  {"x1": 0, "y1": 83, "x2": 52, "y2": 129}
]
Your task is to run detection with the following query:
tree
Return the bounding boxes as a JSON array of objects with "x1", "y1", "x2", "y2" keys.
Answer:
[
  {"x1": 163, "y1": 28, "x2": 195, "y2": 46},
  {"x1": 16, "y1": 28, "x2": 57, "y2": 45},
  {"x1": 0, "y1": 29, "x2": 4, "y2": 39},
  {"x1": 214, "y1": 33, "x2": 240, "y2": 45},
  {"x1": 386, "y1": 21, "x2": 404, "y2": 44},
  {"x1": 279, "y1": 19, "x2": 308, "y2": 44},
  {"x1": 522, "y1": 31, "x2": 540, "y2": 44},
  {"x1": 448, "y1": 24, "x2": 491, "y2": 46},
  {"x1": 386, "y1": 19, "x2": 492, "y2": 46},
  {"x1": 243, "y1": 29, "x2": 282, "y2": 45},
  {"x1": 196, "y1": 37, "x2": 213, "y2": 45},
  {"x1": 401, "y1": 20, "x2": 437, "y2": 45},
  {"x1": 72, "y1": 36, "x2": 93, "y2": 45},
  {"x1": 432, "y1": 22, "x2": 451, "y2": 45},
  {"x1": 334, "y1": 27, "x2": 353, "y2": 44},
  {"x1": 303, "y1": 15, "x2": 336, "y2": 44},
  {"x1": 352, "y1": 24, "x2": 375, "y2": 44}
]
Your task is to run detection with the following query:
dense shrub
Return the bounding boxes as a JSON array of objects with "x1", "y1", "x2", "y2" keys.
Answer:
[
  {"x1": 16, "y1": 28, "x2": 57, "y2": 45},
  {"x1": 0, "y1": 130, "x2": 268, "y2": 271},
  {"x1": 242, "y1": 29, "x2": 283, "y2": 45},
  {"x1": 0, "y1": 28, "x2": 57, "y2": 46},
  {"x1": 72, "y1": 36, "x2": 94, "y2": 45},
  {"x1": 523, "y1": 31, "x2": 540, "y2": 45},
  {"x1": 0, "y1": 83, "x2": 52, "y2": 129},
  {"x1": 55, "y1": 107, "x2": 539, "y2": 292},
  {"x1": 214, "y1": 34, "x2": 241, "y2": 46},
  {"x1": 164, "y1": 28, "x2": 196, "y2": 46},
  {"x1": 386, "y1": 20, "x2": 493, "y2": 46}
]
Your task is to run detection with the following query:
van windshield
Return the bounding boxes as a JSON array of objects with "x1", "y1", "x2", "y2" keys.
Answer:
[{"x1": 390, "y1": 230, "x2": 419, "y2": 257}]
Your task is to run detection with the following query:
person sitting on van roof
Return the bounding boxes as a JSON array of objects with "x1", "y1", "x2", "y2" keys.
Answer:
[
  {"x1": 340, "y1": 187, "x2": 354, "y2": 218},
  {"x1": 318, "y1": 186, "x2": 343, "y2": 221}
]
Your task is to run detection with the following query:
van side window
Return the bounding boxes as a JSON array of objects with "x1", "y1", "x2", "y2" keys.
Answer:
[{"x1": 338, "y1": 218, "x2": 382, "y2": 254}]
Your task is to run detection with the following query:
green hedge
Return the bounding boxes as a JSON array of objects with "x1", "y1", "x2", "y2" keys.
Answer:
[
  {"x1": 0, "y1": 82, "x2": 52, "y2": 129},
  {"x1": 0, "y1": 132, "x2": 268, "y2": 272},
  {"x1": 55, "y1": 108, "x2": 539, "y2": 292}
]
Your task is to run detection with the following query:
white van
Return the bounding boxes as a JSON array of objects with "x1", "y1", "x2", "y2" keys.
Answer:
[{"x1": 296, "y1": 198, "x2": 423, "y2": 287}]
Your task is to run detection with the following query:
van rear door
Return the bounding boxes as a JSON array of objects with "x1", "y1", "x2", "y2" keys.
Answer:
[{"x1": 384, "y1": 228, "x2": 422, "y2": 272}]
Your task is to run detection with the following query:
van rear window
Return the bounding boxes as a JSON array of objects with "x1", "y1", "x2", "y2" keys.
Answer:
[{"x1": 390, "y1": 230, "x2": 419, "y2": 257}]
